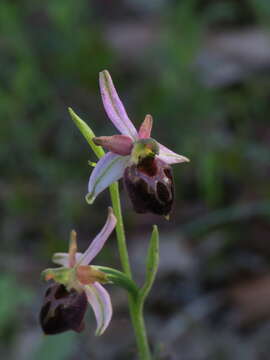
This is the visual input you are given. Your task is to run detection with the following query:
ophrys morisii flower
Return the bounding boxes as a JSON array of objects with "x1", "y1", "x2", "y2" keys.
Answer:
[
  {"x1": 40, "y1": 208, "x2": 116, "y2": 335},
  {"x1": 87, "y1": 70, "x2": 189, "y2": 216}
]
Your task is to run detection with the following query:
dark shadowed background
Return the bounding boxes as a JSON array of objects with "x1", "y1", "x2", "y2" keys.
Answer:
[{"x1": 1, "y1": 1, "x2": 270, "y2": 359}]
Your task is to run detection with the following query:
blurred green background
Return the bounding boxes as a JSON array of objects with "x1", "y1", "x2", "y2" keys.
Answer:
[{"x1": 1, "y1": 0, "x2": 270, "y2": 359}]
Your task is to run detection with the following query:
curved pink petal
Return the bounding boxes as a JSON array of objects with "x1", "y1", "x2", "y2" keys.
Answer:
[
  {"x1": 87, "y1": 152, "x2": 130, "y2": 204},
  {"x1": 93, "y1": 135, "x2": 133, "y2": 156},
  {"x1": 68, "y1": 230, "x2": 78, "y2": 268},
  {"x1": 52, "y1": 252, "x2": 83, "y2": 267},
  {"x1": 157, "y1": 142, "x2": 190, "y2": 164},
  {"x1": 84, "y1": 282, "x2": 112, "y2": 335},
  {"x1": 99, "y1": 70, "x2": 138, "y2": 139},
  {"x1": 78, "y1": 207, "x2": 116, "y2": 266},
  {"x1": 138, "y1": 114, "x2": 153, "y2": 139}
]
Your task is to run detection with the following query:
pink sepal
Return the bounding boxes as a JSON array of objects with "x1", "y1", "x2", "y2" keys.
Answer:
[{"x1": 99, "y1": 70, "x2": 138, "y2": 139}]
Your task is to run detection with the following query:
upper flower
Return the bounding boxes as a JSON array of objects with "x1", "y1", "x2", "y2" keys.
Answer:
[
  {"x1": 86, "y1": 70, "x2": 189, "y2": 214},
  {"x1": 40, "y1": 207, "x2": 116, "y2": 336}
]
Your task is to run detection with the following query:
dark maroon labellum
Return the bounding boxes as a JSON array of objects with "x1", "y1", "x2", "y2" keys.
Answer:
[
  {"x1": 124, "y1": 156, "x2": 174, "y2": 216},
  {"x1": 40, "y1": 283, "x2": 88, "y2": 335}
]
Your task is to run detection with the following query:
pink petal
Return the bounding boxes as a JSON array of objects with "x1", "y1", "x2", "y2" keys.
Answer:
[
  {"x1": 68, "y1": 230, "x2": 78, "y2": 268},
  {"x1": 87, "y1": 152, "x2": 130, "y2": 204},
  {"x1": 138, "y1": 114, "x2": 153, "y2": 139},
  {"x1": 84, "y1": 282, "x2": 112, "y2": 335},
  {"x1": 157, "y1": 142, "x2": 190, "y2": 164},
  {"x1": 99, "y1": 70, "x2": 138, "y2": 139},
  {"x1": 77, "y1": 207, "x2": 116, "y2": 266},
  {"x1": 93, "y1": 135, "x2": 133, "y2": 156},
  {"x1": 52, "y1": 252, "x2": 83, "y2": 267}
]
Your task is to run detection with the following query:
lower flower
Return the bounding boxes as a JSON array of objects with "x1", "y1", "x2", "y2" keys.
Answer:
[{"x1": 39, "y1": 208, "x2": 116, "y2": 336}]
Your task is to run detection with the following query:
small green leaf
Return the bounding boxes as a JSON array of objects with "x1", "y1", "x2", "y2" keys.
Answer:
[
  {"x1": 88, "y1": 160, "x2": 97, "y2": 167},
  {"x1": 85, "y1": 192, "x2": 95, "y2": 205},
  {"x1": 140, "y1": 225, "x2": 159, "y2": 301},
  {"x1": 68, "y1": 107, "x2": 104, "y2": 159}
]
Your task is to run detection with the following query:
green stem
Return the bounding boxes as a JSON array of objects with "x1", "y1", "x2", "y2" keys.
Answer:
[
  {"x1": 109, "y1": 181, "x2": 152, "y2": 360},
  {"x1": 129, "y1": 297, "x2": 152, "y2": 360},
  {"x1": 109, "y1": 182, "x2": 132, "y2": 278}
]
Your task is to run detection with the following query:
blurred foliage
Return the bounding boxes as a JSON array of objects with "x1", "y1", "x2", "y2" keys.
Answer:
[
  {"x1": 0, "y1": 274, "x2": 33, "y2": 337},
  {"x1": 31, "y1": 332, "x2": 77, "y2": 360},
  {"x1": 1, "y1": 0, "x2": 270, "y2": 359}
]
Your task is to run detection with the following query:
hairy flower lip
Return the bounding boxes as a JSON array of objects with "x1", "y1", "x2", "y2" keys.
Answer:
[
  {"x1": 40, "y1": 208, "x2": 116, "y2": 336},
  {"x1": 124, "y1": 157, "x2": 174, "y2": 216},
  {"x1": 40, "y1": 283, "x2": 88, "y2": 335},
  {"x1": 87, "y1": 70, "x2": 189, "y2": 211}
]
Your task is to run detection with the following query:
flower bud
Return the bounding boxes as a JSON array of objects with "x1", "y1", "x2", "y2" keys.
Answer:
[
  {"x1": 40, "y1": 283, "x2": 87, "y2": 335},
  {"x1": 124, "y1": 156, "x2": 174, "y2": 216}
]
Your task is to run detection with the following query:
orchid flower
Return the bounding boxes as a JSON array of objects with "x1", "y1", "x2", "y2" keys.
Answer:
[
  {"x1": 87, "y1": 70, "x2": 189, "y2": 216},
  {"x1": 40, "y1": 207, "x2": 116, "y2": 336}
]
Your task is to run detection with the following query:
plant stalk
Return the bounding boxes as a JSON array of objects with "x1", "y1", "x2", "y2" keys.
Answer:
[
  {"x1": 109, "y1": 181, "x2": 152, "y2": 360},
  {"x1": 129, "y1": 297, "x2": 152, "y2": 360},
  {"x1": 109, "y1": 182, "x2": 132, "y2": 278}
]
